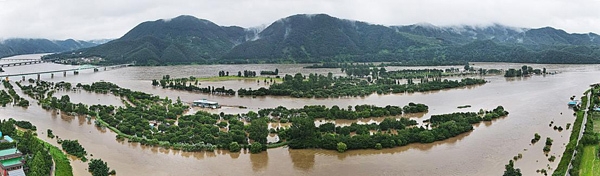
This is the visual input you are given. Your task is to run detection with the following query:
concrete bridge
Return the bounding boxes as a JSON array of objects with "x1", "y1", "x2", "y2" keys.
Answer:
[
  {"x1": 0, "y1": 63, "x2": 133, "y2": 81},
  {"x1": 0, "y1": 58, "x2": 60, "y2": 68},
  {"x1": 0, "y1": 60, "x2": 46, "y2": 67},
  {"x1": 0, "y1": 58, "x2": 40, "y2": 61}
]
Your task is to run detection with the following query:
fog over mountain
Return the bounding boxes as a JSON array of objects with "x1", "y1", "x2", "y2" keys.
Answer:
[{"x1": 0, "y1": 0, "x2": 599, "y2": 40}]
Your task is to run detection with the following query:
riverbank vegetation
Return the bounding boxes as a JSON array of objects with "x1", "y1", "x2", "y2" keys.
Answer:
[
  {"x1": 1, "y1": 80, "x2": 29, "y2": 107},
  {"x1": 504, "y1": 65, "x2": 546, "y2": 77},
  {"x1": 238, "y1": 72, "x2": 486, "y2": 98},
  {"x1": 14, "y1": 82, "x2": 508, "y2": 155},
  {"x1": 553, "y1": 87, "x2": 599, "y2": 176},
  {"x1": 303, "y1": 61, "x2": 466, "y2": 69},
  {"x1": 152, "y1": 75, "x2": 236, "y2": 95},
  {"x1": 284, "y1": 106, "x2": 507, "y2": 151},
  {"x1": 503, "y1": 160, "x2": 522, "y2": 176},
  {"x1": 570, "y1": 86, "x2": 600, "y2": 176},
  {"x1": 256, "y1": 103, "x2": 426, "y2": 121},
  {"x1": 88, "y1": 158, "x2": 116, "y2": 176},
  {"x1": 0, "y1": 119, "x2": 72, "y2": 176},
  {"x1": 16, "y1": 80, "x2": 509, "y2": 155},
  {"x1": 59, "y1": 139, "x2": 87, "y2": 161}
]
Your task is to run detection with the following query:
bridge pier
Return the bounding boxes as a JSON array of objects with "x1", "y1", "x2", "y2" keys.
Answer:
[{"x1": 37, "y1": 74, "x2": 40, "y2": 82}]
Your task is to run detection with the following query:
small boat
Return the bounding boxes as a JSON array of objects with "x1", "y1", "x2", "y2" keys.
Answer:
[{"x1": 568, "y1": 101, "x2": 578, "y2": 106}]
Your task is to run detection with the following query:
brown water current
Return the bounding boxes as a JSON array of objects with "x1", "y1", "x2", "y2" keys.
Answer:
[{"x1": 2, "y1": 54, "x2": 600, "y2": 175}]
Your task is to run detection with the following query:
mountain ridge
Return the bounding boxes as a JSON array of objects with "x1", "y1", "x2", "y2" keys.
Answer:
[
  {"x1": 44, "y1": 14, "x2": 600, "y2": 65},
  {"x1": 0, "y1": 38, "x2": 111, "y2": 59}
]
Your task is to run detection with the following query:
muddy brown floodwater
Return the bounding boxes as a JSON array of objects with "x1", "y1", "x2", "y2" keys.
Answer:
[{"x1": 2, "y1": 54, "x2": 600, "y2": 175}]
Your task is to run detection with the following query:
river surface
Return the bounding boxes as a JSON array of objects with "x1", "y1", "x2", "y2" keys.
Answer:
[{"x1": 2, "y1": 54, "x2": 600, "y2": 175}]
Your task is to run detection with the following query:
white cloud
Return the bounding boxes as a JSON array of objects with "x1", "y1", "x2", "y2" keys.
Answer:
[{"x1": 1, "y1": 0, "x2": 599, "y2": 40}]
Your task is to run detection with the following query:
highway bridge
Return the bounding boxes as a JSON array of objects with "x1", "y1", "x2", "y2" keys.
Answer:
[
  {"x1": 0, "y1": 63, "x2": 133, "y2": 81},
  {"x1": 0, "y1": 58, "x2": 60, "y2": 67}
]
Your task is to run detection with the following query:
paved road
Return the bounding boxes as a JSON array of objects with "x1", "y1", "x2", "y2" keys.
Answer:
[{"x1": 566, "y1": 91, "x2": 592, "y2": 176}]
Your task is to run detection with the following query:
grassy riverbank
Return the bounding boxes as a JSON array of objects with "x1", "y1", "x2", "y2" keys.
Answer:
[
  {"x1": 42, "y1": 140, "x2": 74, "y2": 176},
  {"x1": 553, "y1": 96, "x2": 587, "y2": 175}
]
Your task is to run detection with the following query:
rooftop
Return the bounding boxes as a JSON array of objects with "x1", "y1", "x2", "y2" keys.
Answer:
[
  {"x1": 3, "y1": 136, "x2": 13, "y2": 143},
  {"x1": 193, "y1": 99, "x2": 218, "y2": 104},
  {"x1": 0, "y1": 148, "x2": 19, "y2": 157},
  {"x1": 0, "y1": 157, "x2": 22, "y2": 167},
  {"x1": 7, "y1": 169, "x2": 26, "y2": 176}
]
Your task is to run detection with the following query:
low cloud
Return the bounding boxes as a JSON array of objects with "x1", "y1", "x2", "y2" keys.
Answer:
[{"x1": 1, "y1": 0, "x2": 599, "y2": 40}]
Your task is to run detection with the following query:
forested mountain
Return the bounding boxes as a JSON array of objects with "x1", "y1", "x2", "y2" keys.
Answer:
[
  {"x1": 0, "y1": 38, "x2": 99, "y2": 58},
  {"x1": 57, "y1": 15, "x2": 255, "y2": 65},
  {"x1": 223, "y1": 14, "x2": 435, "y2": 63},
  {"x1": 45, "y1": 14, "x2": 600, "y2": 65}
]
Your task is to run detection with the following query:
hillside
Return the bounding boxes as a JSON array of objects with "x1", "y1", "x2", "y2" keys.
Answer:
[
  {"x1": 45, "y1": 14, "x2": 600, "y2": 65},
  {"x1": 0, "y1": 38, "x2": 99, "y2": 58},
  {"x1": 54, "y1": 15, "x2": 253, "y2": 65}
]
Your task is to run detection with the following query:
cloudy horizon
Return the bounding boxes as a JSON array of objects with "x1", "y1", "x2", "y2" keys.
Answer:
[{"x1": 1, "y1": 0, "x2": 599, "y2": 40}]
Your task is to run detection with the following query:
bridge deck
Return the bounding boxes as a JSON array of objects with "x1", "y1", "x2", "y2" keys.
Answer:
[{"x1": 0, "y1": 63, "x2": 132, "y2": 78}]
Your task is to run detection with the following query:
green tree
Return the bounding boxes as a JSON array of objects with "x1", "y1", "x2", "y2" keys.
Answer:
[
  {"x1": 88, "y1": 158, "x2": 113, "y2": 176},
  {"x1": 250, "y1": 142, "x2": 263, "y2": 154},
  {"x1": 503, "y1": 160, "x2": 522, "y2": 176},
  {"x1": 375, "y1": 143, "x2": 382, "y2": 150},
  {"x1": 229, "y1": 142, "x2": 241, "y2": 152},
  {"x1": 288, "y1": 113, "x2": 318, "y2": 149},
  {"x1": 248, "y1": 118, "x2": 268, "y2": 145},
  {"x1": 337, "y1": 142, "x2": 347, "y2": 153}
]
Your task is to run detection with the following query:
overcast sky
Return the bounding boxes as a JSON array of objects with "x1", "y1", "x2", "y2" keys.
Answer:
[{"x1": 1, "y1": 0, "x2": 599, "y2": 40}]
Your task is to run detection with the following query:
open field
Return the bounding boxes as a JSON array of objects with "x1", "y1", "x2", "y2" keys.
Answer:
[{"x1": 580, "y1": 146, "x2": 600, "y2": 176}]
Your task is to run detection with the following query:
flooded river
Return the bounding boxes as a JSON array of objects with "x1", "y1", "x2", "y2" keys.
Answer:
[{"x1": 2, "y1": 54, "x2": 600, "y2": 175}]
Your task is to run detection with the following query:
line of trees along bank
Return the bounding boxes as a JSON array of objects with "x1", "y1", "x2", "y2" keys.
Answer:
[
  {"x1": 152, "y1": 75, "x2": 236, "y2": 95},
  {"x1": 1, "y1": 80, "x2": 29, "y2": 107},
  {"x1": 255, "y1": 103, "x2": 427, "y2": 121},
  {"x1": 504, "y1": 65, "x2": 546, "y2": 77},
  {"x1": 238, "y1": 72, "x2": 486, "y2": 98},
  {"x1": 281, "y1": 106, "x2": 508, "y2": 150}
]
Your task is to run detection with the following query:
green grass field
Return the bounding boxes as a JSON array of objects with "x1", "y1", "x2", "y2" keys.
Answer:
[
  {"x1": 580, "y1": 146, "x2": 600, "y2": 176},
  {"x1": 592, "y1": 113, "x2": 600, "y2": 133}
]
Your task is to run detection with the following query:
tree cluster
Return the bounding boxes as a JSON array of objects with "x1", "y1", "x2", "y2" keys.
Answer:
[
  {"x1": 60, "y1": 140, "x2": 87, "y2": 160},
  {"x1": 152, "y1": 75, "x2": 235, "y2": 95},
  {"x1": 238, "y1": 72, "x2": 486, "y2": 98},
  {"x1": 88, "y1": 158, "x2": 116, "y2": 176}
]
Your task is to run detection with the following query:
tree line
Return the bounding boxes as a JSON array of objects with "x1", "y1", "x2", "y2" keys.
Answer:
[
  {"x1": 152, "y1": 75, "x2": 236, "y2": 95},
  {"x1": 238, "y1": 72, "x2": 486, "y2": 98}
]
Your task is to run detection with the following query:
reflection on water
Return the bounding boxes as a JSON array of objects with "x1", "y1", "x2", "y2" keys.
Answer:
[
  {"x1": 1, "y1": 54, "x2": 600, "y2": 175},
  {"x1": 251, "y1": 152, "x2": 269, "y2": 172},
  {"x1": 289, "y1": 149, "x2": 316, "y2": 171}
]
